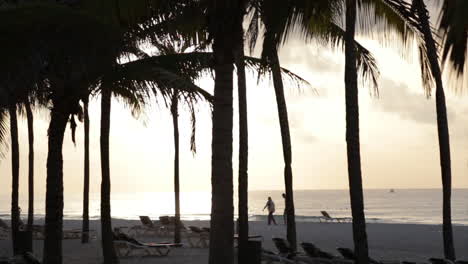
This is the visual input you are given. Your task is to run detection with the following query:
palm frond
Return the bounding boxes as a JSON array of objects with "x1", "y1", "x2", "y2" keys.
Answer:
[
  {"x1": 0, "y1": 108, "x2": 8, "y2": 159},
  {"x1": 106, "y1": 57, "x2": 212, "y2": 113},
  {"x1": 438, "y1": 0, "x2": 467, "y2": 77},
  {"x1": 362, "y1": 0, "x2": 434, "y2": 94},
  {"x1": 189, "y1": 103, "x2": 197, "y2": 154},
  {"x1": 124, "y1": 1, "x2": 208, "y2": 49},
  {"x1": 356, "y1": 0, "x2": 417, "y2": 56},
  {"x1": 294, "y1": 20, "x2": 380, "y2": 93}
]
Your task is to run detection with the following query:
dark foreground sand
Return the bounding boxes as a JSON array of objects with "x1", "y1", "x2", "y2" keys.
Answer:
[{"x1": 0, "y1": 219, "x2": 467, "y2": 263}]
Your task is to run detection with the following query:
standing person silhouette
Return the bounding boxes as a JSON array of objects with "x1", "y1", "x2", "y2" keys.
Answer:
[
  {"x1": 263, "y1": 197, "x2": 277, "y2": 225},
  {"x1": 282, "y1": 193, "x2": 287, "y2": 225}
]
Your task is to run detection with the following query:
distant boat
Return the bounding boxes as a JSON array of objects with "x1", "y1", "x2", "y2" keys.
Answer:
[{"x1": 389, "y1": 189, "x2": 395, "y2": 193}]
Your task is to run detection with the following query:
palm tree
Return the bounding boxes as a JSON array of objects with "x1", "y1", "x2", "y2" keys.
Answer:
[
  {"x1": 100, "y1": 84, "x2": 118, "y2": 264},
  {"x1": 9, "y1": 103, "x2": 20, "y2": 255},
  {"x1": 207, "y1": 1, "x2": 242, "y2": 263},
  {"x1": 25, "y1": 100, "x2": 35, "y2": 247},
  {"x1": 234, "y1": 6, "x2": 249, "y2": 263},
  {"x1": 344, "y1": 0, "x2": 369, "y2": 263},
  {"x1": 413, "y1": 0, "x2": 455, "y2": 259},
  {"x1": 170, "y1": 94, "x2": 181, "y2": 244},
  {"x1": 81, "y1": 97, "x2": 90, "y2": 244},
  {"x1": 267, "y1": 46, "x2": 297, "y2": 250}
]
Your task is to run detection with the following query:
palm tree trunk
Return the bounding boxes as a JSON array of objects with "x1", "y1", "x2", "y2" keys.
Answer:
[
  {"x1": 235, "y1": 17, "x2": 249, "y2": 264},
  {"x1": 345, "y1": 1, "x2": 369, "y2": 263},
  {"x1": 100, "y1": 87, "x2": 119, "y2": 264},
  {"x1": 171, "y1": 95, "x2": 181, "y2": 244},
  {"x1": 270, "y1": 48, "x2": 297, "y2": 250},
  {"x1": 208, "y1": 6, "x2": 236, "y2": 263},
  {"x1": 81, "y1": 98, "x2": 90, "y2": 244},
  {"x1": 9, "y1": 104, "x2": 20, "y2": 255},
  {"x1": 414, "y1": 0, "x2": 455, "y2": 259},
  {"x1": 43, "y1": 103, "x2": 69, "y2": 264},
  {"x1": 25, "y1": 101, "x2": 34, "y2": 248}
]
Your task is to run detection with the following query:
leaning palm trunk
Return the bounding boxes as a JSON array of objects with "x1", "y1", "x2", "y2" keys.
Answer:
[
  {"x1": 81, "y1": 98, "x2": 90, "y2": 244},
  {"x1": 100, "y1": 87, "x2": 119, "y2": 263},
  {"x1": 235, "y1": 17, "x2": 249, "y2": 264},
  {"x1": 344, "y1": 1, "x2": 369, "y2": 264},
  {"x1": 414, "y1": 0, "x2": 455, "y2": 259},
  {"x1": 270, "y1": 48, "x2": 297, "y2": 250},
  {"x1": 9, "y1": 104, "x2": 20, "y2": 255},
  {"x1": 171, "y1": 96, "x2": 181, "y2": 244},
  {"x1": 43, "y1": 102, "x2": 69, "y2": 264},
  {"x1": 25, "y1": 101, "x2": 34, "y2": 248}
]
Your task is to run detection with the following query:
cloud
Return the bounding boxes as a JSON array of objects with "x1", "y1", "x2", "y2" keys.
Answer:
[
  {"x1": 279, "y1": 41, "x2": 341, "y2": 75},
  {"x1": 372, "y1": 78, "x2": 458, "y2": 125}
]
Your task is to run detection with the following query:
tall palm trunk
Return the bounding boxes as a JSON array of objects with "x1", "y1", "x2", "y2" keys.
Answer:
[
  {"x1": 344, "y1": 1, "x2": 369, "y2": 264},
  {"x1": 100, "y1": 87, "x2": 118, "y2": 264},
  {"x1": 43, "y1": 102, "x2": 69, "y2": 264},
  {"x1": 25, "y1": 101, "x2": 34, "y2": 247},
  {"x1": 81, "y1": 98, "x2": 90, "y2": 244},
  {"x1": 235, "y1": 16, "x2": 249, "y2": 264},
  {"x1": 414, "y1": 0, "x2": 455, "y2": 259},
  {"x1": 208, "y1": 3, "x2": 236, "y2": 264},
  {"x1": 171, "y1": 95, "x2": 181, "y2": 244},
  {"x1": 270, "y1": 48, "x2": 297, "y2": 250},
  {"x1": 9, "y1": 104, "x2": 20, "y2": 255}
]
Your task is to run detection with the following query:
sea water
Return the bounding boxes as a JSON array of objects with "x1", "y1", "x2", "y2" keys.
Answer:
[{"x1": 0, "y1": 189, "x2": 466, "y2": 225}]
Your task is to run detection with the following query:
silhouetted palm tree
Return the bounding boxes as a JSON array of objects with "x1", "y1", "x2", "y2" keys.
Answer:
[
  {"x1": 234, "y1": 6, "x2": 249, "y2": 263},
  {"x1": 9, "y1": 103, "x2": 20, "y2": 255},
  {"x1": 344, "y1": 1, "x2": 369, "y2": 263},
  {"x1": 413, "y1": 0, "x2": 455, "y2": 259},
  {"x1": 170, "y1": 94, "x2": 181, "y2": 244},
  {"x1": 25, "y1": 100, "x2": 35, "y2": 248},
  {"x1": 207, "y1": 1, "x2": 242, "y2": 263},
  {"x1": 99, "y1": 84, "x2": 118, "y2": 264},
  {"x1": 81, "y1": 97, "x2": 90, "y2": 244}
]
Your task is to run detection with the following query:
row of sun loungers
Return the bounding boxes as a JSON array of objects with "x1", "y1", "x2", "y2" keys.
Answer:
[
  {"x1": 265, "y1": 237, "x2": 467, "y2": 264},
  {"x1": 0, "y1": 219, "x2": 96, "y2": 241}
]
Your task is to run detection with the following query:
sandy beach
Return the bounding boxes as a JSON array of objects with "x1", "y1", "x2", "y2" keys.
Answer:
[{"x1": 0, "y1": 219, "x2": 467, "y2": 263}]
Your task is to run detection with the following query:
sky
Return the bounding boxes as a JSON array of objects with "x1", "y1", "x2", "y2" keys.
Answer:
[{"x1": 0, "y1": 2, "x2": 467, "y2": 201}]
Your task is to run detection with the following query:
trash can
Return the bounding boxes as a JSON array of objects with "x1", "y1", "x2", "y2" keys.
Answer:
[
  {"x1": 246, "y1": 240, "x2": 262, "y2": 264},
  {"x1": 17, "y1": 230, "x2": 32, "y2": 254}
]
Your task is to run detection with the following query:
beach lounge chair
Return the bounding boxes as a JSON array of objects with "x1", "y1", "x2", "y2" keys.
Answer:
[
  {"x1": 186, "y1": 226, "x2": 209, "y2": 248},
  {"x1": 138, "y1": 216, "x2": 162, "y2": 236},
  {"x1": 429, "y1": 258, "x2": 457, "y2": 264},
  {"x1": 301, "y1": 242, "x2": 336, "y2": 259},
  {"x1": 0, "y1": 220, "x2": 9, "y2": 230},
  {"x1": 272, "y1": 238, "x2": 297, "y2": 259},
  {"x1": 261, "y1": 250, "x2": 296, "y2": 264},
  {"x1": 113, "y1": 229, "x2": 181, "y2": 258},
  {"x1": 337, "y1": 247, "x2": 380, "y2": 264},
  {"x1": 114, "y1": 240, "x2": 175, "y2": 258},
  {"x1": 158, "y1": 216, "x2": 188, "y2": 236},
  {"x1": 320, "y1": 211, "x2": 352, "y2": 223}
]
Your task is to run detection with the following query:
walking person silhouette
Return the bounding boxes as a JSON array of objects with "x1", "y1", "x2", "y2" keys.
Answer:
[{"x1": 263, "y1": 197, "x2": 277, "y2": 225}]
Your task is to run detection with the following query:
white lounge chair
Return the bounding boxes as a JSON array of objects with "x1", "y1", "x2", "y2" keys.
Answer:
[
  {"x1": 186, "y1": 226, "x2": 209, "y2": 248},
  {"x1": 320, "y1": 211, "x2": 352, "y2": 223},
  {"x1": 114, "y1": 240, "x2": 175, "y2": 258}
]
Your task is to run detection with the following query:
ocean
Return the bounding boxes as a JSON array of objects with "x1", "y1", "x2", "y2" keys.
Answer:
[{"x1": 0, "y1": 189, "x2": 467, "y2": 225}]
